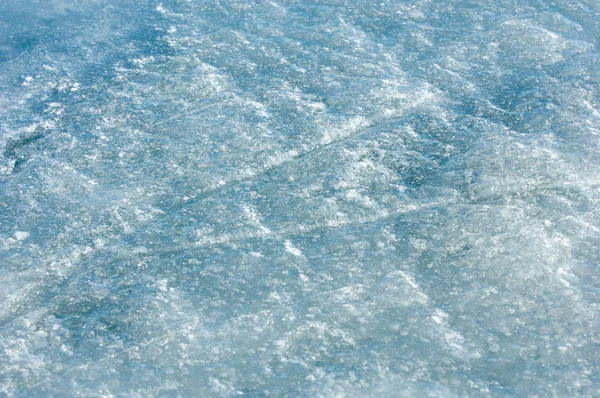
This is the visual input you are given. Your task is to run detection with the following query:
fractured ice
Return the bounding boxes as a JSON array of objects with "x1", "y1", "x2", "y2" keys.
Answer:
[{"x1": 1, "y1": 0, "x2": 599, "y2": 396}]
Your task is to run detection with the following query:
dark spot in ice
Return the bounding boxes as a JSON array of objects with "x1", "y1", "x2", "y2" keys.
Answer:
[{"x1": 3, "y1": 128, "x2": 46, "y2": 173}]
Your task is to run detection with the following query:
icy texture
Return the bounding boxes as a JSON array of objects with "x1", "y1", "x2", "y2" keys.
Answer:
[{"x1": 1, "y1": 0, "x2": 599, "y2": 396}]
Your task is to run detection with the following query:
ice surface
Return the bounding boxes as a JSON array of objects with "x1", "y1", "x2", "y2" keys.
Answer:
[{"x1": 1, "y1": 0, "x2": 599, "y2": 396}]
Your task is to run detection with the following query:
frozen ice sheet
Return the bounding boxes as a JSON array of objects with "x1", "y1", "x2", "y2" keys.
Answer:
[{"x1": 1, "y1": 0, "x2": 599, "y2": 396}]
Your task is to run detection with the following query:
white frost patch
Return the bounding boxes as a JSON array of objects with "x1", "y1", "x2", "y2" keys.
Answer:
[
  {"x1": 284, "y1": 240, "x2": 303, "y2": 257},
  {"x1": 264, "y1": 150, "x2": 299, "y2": 169},
  {"x1": 344, "y1": 189, "x2": 376, "y2": 208},
  {"x1": 243, "y1": 204, "x2": 272, "y2": 235},
  {"x1": 14, "y1": 231, "x2": 30, "y2": 241},
  {"x1": 320, "y1": 116, "x2": 370, "y2": 145},
  {"x1": 432, "y1": 309, "x2": 449, "y2": 325}
]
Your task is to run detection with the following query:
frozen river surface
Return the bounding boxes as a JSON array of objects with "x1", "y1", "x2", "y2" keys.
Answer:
[{"x1": 1, "y1": 0, "x2": 599, "y2": 396}]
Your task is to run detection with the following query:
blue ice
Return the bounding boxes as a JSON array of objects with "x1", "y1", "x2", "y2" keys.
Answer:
[{"x1": 1, "y1": 0, "x2": 599, "y2": 396}]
